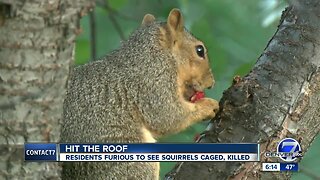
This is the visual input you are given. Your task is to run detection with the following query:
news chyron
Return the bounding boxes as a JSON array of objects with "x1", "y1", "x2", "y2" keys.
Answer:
[
  {"x1": 262, "y1": 138, "x2": 302, "y2": 172},
  {"x1": 24, "y1": 143, "x2": 260, "y2": 162},
  {"x1": 23, "y1": 138, "x2": 302, "y2": 172}
]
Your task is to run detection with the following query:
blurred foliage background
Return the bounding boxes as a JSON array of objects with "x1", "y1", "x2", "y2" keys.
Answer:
[{"x1": 75, "y1": 0, "x2": 319, "y2": 179}]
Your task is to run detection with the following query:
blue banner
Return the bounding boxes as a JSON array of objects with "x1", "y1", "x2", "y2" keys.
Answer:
[
  {"x1": 24, "y1": 143, "x2": 57, "y2": 161},
  {"x1": 59, "y1": 143, "x2": 259, "y2": 153},
  {"x1": 280, "y1": 163, "x2": 299, "y2": 171}
]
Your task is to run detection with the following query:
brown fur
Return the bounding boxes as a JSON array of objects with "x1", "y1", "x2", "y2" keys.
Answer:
[{"x1": 61, "y1": 8, "x2": 218, "y2": 180}]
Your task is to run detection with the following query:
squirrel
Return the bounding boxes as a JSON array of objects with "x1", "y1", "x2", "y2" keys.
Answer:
[{"x1": 60, "y1": 8, "x2": 219, "y2": 180}]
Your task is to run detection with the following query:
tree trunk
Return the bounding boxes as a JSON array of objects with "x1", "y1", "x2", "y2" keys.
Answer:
[
  {"x1": 168, "y1": 0, "x2": 320, "y2": 179},
  {"x1": 0, "y1": 0, "x2": 93, "y2": 179}
]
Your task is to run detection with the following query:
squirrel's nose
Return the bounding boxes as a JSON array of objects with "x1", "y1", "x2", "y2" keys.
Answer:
[
  {"x1": 203, "y1": 70, "x2": 214, "y2": 89},
  {"x1": 206, "y1": 79, "x2": 215, "y2": 89}
]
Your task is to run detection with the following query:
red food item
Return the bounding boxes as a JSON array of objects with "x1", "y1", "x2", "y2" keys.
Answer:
[{"x1": 190, "y1": 91, "x2": 205, "y2": 103}]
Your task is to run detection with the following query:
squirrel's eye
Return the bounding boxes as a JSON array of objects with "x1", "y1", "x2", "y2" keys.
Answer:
[{"x1": 195, "y1": 45, "x2": 205, "y2": 58}]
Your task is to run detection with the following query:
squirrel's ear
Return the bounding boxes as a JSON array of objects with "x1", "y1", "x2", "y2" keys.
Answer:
[
  {"x1": 167, "y1": 8, "x2": 184, "y2": 32},
  {"x1": 142, "y1": 14, "x2": 156, "y2": 26}
]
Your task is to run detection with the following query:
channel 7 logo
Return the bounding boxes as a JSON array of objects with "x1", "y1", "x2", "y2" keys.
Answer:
[{"x1": 265, "y1": 138, "x2": 303, "y2": 162}]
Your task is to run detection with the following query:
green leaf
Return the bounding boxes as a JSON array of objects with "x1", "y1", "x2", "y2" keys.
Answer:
[
  {"x1": 75, "y1": 39, "x2": 90, "y2": 65},
  {"x1": 108, "y1": 0, "x2": 128, "y2": 10}
]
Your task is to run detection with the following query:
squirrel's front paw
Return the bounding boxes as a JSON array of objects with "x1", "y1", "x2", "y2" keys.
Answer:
[{"x1": 195, "y1": 98, "x2": 219, "y2": 120}]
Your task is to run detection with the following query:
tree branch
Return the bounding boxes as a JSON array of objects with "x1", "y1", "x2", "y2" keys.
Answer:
[
  {"x1": 167, "y1": 0, "x2": 320, "y2": 179},
  {"x1": 89, "y1": 9, "x2": 96, "y2": 60}
]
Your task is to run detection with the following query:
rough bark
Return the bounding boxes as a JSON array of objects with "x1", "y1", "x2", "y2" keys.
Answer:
[
  {"x1": 168, "y1": 0, "x2": 320, "y2": 179},
  {"x1": 0, "y1": 0, "x2": 93, "y2": 179}
]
